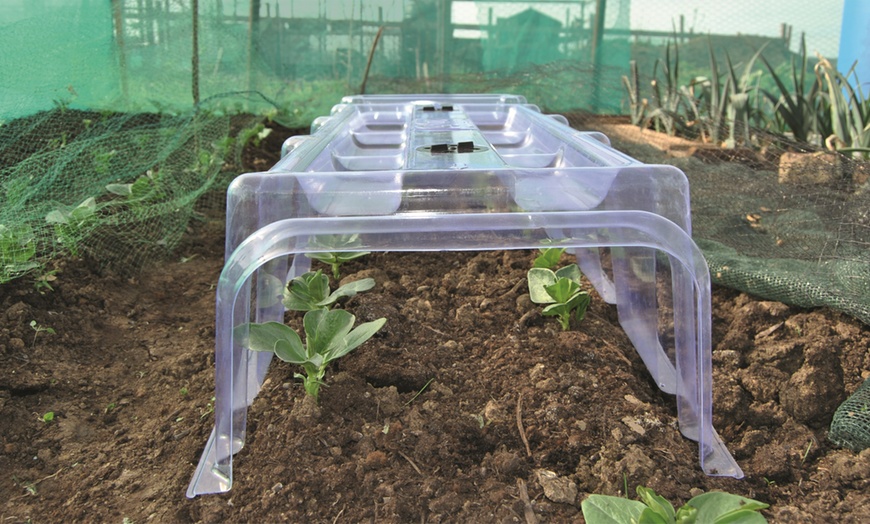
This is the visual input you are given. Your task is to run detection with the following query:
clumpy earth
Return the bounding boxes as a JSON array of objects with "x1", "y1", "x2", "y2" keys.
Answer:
[{"x1": 1, "y1": 121, "x2": 869, "y2": 523}]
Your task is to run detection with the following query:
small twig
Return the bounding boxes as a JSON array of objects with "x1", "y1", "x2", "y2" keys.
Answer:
[
  {"x1": 516, "y1": 393, "x2": 532, "y2": 457},
  {"x1": 397, "y1": 450, "x2": 423, "y2": 475},
  {"x1": 10, "y1": 468, "x2": 64, "y2": 501},
  {"x1": 331, "y1": 504, "x2": 346, "y2": 524},
  {"x1": 516, "y1": 478, "x2": 539, "y2": 524},
  {"x1": 420, "y1": 323, "x2": 450, "y2": 338},
  {"x1": 498, "y1": 279, "x2": 526, "y2": 301},
  {"x1": 359, "y1": 25, "x2": 385, "y2": 95}
]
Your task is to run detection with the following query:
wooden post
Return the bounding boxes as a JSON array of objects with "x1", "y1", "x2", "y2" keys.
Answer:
[
  {"x1": 164, "y1": 0, "x2": 170, "y2": 42},
  {"x1": 591, "y1": 0, "x2": 606, "y2": 65},
  {"x1": 247, "y1": 0, "x2": 261, "y2": 93},
  {"x1": 347, "y1": 1, "x2": 354, "y2": 86},
  {"x1": 276, "y1": 3, "x2": 283, "y2": 77},
  {"x1": 136, "y1": 0, "x2": 145, "y2": 44},
  {"x1": 145, "y1": 0, "x2": 155, "y2": 45},
  {"x1": 111, "y1": 0, "x2": 129, "y2": 102},
  {"x1": 591, "y1": 0, "x2": 606, "y2": 112},
  {"x1": 192, "y1": 0, "x2": 200, "y2": 106}
]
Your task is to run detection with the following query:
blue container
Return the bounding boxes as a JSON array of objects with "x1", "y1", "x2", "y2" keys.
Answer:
[{"x1": 838, "y1": 0, "x2": 870, "y2": 90}]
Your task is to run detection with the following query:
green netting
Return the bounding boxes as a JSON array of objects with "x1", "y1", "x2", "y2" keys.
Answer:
[
  {"x1": 830, "y1": 377, "x2": 870, "y2": 452},
  {"x1": 0, "y1": 93, "x2": 273, "y2": 280},
  {"x1": 0, "y1": 1, "x2": 634, "y2": 122}
]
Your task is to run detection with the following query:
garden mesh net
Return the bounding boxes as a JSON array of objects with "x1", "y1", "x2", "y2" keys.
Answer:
[
  {"x1": 830, "y1": 377, "x2": 870, "y2": 451},
  {"x1": 0, "y1": 94, "x2": 273, "y2": 279}
]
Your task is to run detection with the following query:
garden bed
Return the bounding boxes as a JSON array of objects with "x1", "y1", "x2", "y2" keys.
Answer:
[{"x1": 0, "y1": 121, "x2": 868, "y2": 523}]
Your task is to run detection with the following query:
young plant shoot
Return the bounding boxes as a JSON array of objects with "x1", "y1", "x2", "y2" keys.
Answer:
[
  {"x1": 45, "y1": 197, "x2": 97, "y2": 257},
  {"x1": 282, "y1": 270, "x2": 375, "y2": 312},
  {"x1": 527, "y1": 263, "x2": 590, "y2": 331},
  {"x1": 305, "y1": 234, "x2": 370, "y2": 280},
  {"x1": 245, "y1": 309, "x2": 386, "y2": 402},
  {"x1": 581, "y1": 485, "x2": 769, "y2": 524},
  {"x1": 532, "y1": 246, "x2": 566, "y2": 269}
]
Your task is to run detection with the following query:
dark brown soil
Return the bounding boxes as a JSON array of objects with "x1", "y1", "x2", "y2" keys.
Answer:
[{"x1": 1, "y1": 122, "x2": 869, "y2": 523}]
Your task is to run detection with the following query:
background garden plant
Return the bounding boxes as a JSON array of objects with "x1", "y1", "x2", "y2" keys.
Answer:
[
  {"x1": 623, "y1": 32, "x2": 870, "y2": 158},
  {"x1": 45, "y1": 197, "x2": 97, "y2": 257},
  {"x1": 0, "y1": 224, "x2": 38, "y2": 283}
]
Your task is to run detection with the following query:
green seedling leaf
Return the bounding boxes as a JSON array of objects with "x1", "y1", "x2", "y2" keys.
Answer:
[
  {"x1": 544, "y1": 277, "x2": 581, "y2": 303},
  {"x1": 581, "y1": 494, "x2": 646, "y2": 523},
  {"x1": 0, "y1": 224, "x2": 37, "y2": 267},
  {"x1": 333, "y1": 317, "x2": 387, "y2": 360},
  {"x1": 106, "y1": 170, "x2": 164, "y2": 204},
  {"x1": 246, "y1": 321, "x2": 299, "y2": 352},
  {"x1": 686, "y1": 492, "x2": 769, "y2": 524},
  {"x1": 283, "y1": 270, "x2": 331, "y2": 311},
  {"x1": 273, "y1": 336, "x2": 307, "y2": 364},
  {"x1": 308, "y1": 251, "x2": 370, "y2": 280},
  {"x1": 324, "y1": 277, "x2": 375, "y2": 304},
  {"x1": 71, "y1": 197, "x2": 96, "y2": 222},
  {"x1": 582, "y1": 487, "x2": 769, "y2": 524},
  {"x1": 305, "y1": 234, "x2": 370, "y2": 279},
  {"x1": 246, "y1": 308, "x2": 385, "y2": 402},
  {"x1": 528, "y1": 267, "x2": 559, "y2": 304},
  {"x1": 638, "y1": 508, "x2": 671, "y2": 524},
  {"x1": 554, "y1": 263, "x2": 582, "y2": 282},
  {"x1": 256, "y1": 272, "x2": 286, "y2": 308},
  {"x1": 675, "y1": 504, "x2": 699, "y2": 524},
  {"x1": 304, "y1": 308, "x2": 355, "y2": 356},
  {"x1": 533, "y1": 247, "x2": 565, "y2": 269},
  {"x1": 105, "y1": 183, "x2": 133, "y2": 197},
  {"x1": 283, "y1": 271, "x2": 375, "y2": 312},
  {"x1": 528, "y1": 263, "x2": 589, "y2": 330},
  {"x1": 45, "y1": 197, "x2": 98, "y2": 257},
  {"x1": 637, "y1": 486, "x2": 676, "y2": 522}
]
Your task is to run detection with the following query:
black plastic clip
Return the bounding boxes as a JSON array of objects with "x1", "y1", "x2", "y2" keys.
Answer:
[{"x1": 427, "y1": 141, "x2": 475, "y2": 154}]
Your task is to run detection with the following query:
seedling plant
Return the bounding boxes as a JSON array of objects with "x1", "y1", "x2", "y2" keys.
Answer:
[
  {"x1": 245, "y1": 268, "x2": 384, "y2": 402},
  {"x1": 45, "y1": 197, "x2": 97, "y2": 257},
  {"x1": 532, "y1": 246, "x2": 566, "y2": 269},
  {"x1": 305, "y1": 234, "x2": 370, "y2": 280},
  {"x1": 0, "y1": 224, "x2": 38, "y2": 283},
  {"x1": 581, "y1": 485, "x2": 769, "y2": 524},
  {"x1": 527, "y1": 263, "x2": 590, "y2": 331},
  {"x1": 29, "y1": 320, "x2": 55, "y2": 346},
  {"x1": 245, "y1": 310, "x2": 385, "y2": 402},
  {"x1": 105, "y1": 169, "x2": 166, "y2": 209},
  {"x1": 283, "y1": 270, "x2": 375, "y2": 312}
]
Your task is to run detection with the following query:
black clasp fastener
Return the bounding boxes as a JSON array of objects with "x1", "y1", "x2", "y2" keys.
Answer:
[
  {"x1": 422, "y1": 105, "x2": 454, "y2": 112},
  {"x1": 429, "y1": 141, "x2": 475, "y2": 154}
]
